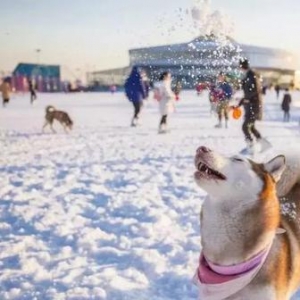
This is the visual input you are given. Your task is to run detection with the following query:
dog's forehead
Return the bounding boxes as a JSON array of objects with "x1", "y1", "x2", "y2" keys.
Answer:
[
  {"x1": 227, "y1": 155, "x2": 250, "y2": 166},
  {"x1": 248, "y1": 159, "x2": 265, "y2": 179},
  {"x1": 226, "y1": 155, "x2": 264, "y2": 177}
]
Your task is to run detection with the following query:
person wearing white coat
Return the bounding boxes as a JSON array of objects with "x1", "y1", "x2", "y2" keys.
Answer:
[{"x1": 154, "y1": 72, "x2": 176, "y2": 134}]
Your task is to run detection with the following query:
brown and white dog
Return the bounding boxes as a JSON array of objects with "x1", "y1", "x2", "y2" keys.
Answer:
[
  {"x1": 193, "y1": 146, "x2": 300, "y2": 300},
  {"x1": 43, "y1": 105, "x2": 73, "y2": 133}
]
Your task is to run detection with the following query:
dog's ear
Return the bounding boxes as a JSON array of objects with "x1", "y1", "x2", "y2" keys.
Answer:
[{"x1": 264, "y1": 155, "x2": 286, "y2": 182}]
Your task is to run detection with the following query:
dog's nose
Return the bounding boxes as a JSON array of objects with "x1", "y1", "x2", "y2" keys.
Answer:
[{"x1": 197, "y1": 146, "x2": 211, "y2": 154}]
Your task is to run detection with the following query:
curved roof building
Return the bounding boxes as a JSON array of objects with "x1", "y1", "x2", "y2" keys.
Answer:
[{"x1": 129, "y1": 35, "x2": 297, "y2": 88}]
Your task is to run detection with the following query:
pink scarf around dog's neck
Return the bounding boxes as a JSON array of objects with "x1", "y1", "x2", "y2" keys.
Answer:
[{"x1": 193, "y1": 245, "x2": 271, "y2": 300}]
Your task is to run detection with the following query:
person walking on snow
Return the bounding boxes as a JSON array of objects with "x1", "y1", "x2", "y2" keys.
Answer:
[
  {"x1": 281, "y1": 88, "x2": 292, "y2": 122},
  {"x1": 0, "y1": 78, "x2": 11, "y2": 108},
  {"x1": 275, "y1": 84, "x2": 281, "y2": 99},
  {"x1": 235, "y1": 59, "x2": 271, "y2": 155},
  {"x1": 28, "y1": 79, "x2": 37, "y2": 104},
  {"x1": 124, "y1": 66, "x2": 146, "y2": 127},
  {"x1": 154, "y1": 71, "x2": 176, "y2": 134},
  {"x1": 215, "y1": 72, "x2": 233, "y2": 128}
]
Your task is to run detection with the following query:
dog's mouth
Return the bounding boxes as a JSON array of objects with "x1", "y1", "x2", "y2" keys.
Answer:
[{"x1": 195, "y1": 161, "x2": 226, "y2": 181}]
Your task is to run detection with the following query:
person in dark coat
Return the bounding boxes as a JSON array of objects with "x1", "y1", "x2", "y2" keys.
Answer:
[
  {"x1": 28, "y1": 79, "x2": 37, "y2": 104},
  {"x1": 281, "y1": 88, "x2": 292, "y2": 122},
  {"x1": 124, "y1": 66, "x2": 146, "y2": 127},
  {"x1": 236, "y1": 59, "x2": 271, "y2": 154},
  {"x1": 275, "y1": 84, "x2": 281, "y2": 99}
]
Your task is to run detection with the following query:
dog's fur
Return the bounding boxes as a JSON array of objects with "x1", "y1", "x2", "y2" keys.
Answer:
[
  {"x1": 43, "y1": 106, "x2": 73, "y2": 133},
  {"x1": 194, "y1": 147, "x2": 300, "y2": 299}
]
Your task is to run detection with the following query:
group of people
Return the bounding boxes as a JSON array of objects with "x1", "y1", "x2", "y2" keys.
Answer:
[
  {"x1": 210, "y1": 59, "x2": 272, "y2": 154},
  {"x1": 124, "y1": 59, "x2": 296, "y2": 154},
  {"x1": 0, "y1": 78, "x2": 37, "y2": 107},
  {"x1": 262, "y1": 82, "x2": 293, "y2": 123},
  {"x1": 236, "y1": 61, "x2": 294, "y2": 147},
  {"x1": 205, "y1": 59, "x2": 278, "y2": 154},
  {"x1": 124, "y1": 66, "x2": 177, "y2": 133}
]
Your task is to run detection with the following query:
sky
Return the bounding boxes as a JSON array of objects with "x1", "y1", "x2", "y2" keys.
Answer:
[{"x1": 0, "y1": 0, "x2": 299, "y2": 80}]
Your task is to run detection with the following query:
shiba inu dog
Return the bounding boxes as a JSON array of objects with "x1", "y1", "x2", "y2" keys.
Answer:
[{"x1": 193, "y1": 146, "x2": 300, "y2": 300}]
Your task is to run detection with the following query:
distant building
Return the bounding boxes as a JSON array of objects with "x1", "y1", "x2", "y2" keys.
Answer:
[
  {"x1": 12, "y1": 63, "x2": 61, "y2": 92},
  {"x1": 129, "y1": 35, "x2": 298, "y2": 88},
  {"x1": 129, "y1": 35, "x2": 241, "y2": 88},
  {"x1": 294, "y1": 71, "x2": 300, "y2": 90},
  {"x1": 88, "y1": 35, "x2": 298, "y2": 89},
  {"x1": 87, "y1": 66, "x2": 130, "y2": 90}
]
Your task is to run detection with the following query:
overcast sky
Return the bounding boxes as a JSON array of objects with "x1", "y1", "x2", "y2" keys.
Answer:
[{"x1": 0, "y1": 0, "x2": 299, "y2": 78}]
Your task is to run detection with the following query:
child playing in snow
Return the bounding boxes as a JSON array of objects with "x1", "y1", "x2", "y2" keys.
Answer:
[
  {"x1": 173, "y1": 81, "x2": 182, "y2": 101},
  {"x1": 281, "y1": 88, "x2": 292, "y2": 122},
  {"x1": 208, "y1": 84, "x2": 222, "y2": 116},
  {"x1": 215, "y1": 72, "x2": 233, "y2": 128}
]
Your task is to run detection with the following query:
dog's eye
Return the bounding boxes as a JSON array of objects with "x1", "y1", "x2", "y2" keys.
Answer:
[{"x1": 232, "y1": 157, "x2": 244, "y2": 162}]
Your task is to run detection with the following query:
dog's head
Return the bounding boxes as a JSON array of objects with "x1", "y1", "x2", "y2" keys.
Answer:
[
  {"x1": 66, "y1": 119, "x2": 73, "y2": 130},
  {"x1": 46, "y1": 105, "x2": 55, "y2": 114},
  {"x1": 194, "y1": 146, "x2": 286, "y2": 200}
]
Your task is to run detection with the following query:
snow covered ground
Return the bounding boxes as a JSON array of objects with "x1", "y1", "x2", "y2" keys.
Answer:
[{"x1": 1, "y1": 90, "x2": 300, "y2": 300}]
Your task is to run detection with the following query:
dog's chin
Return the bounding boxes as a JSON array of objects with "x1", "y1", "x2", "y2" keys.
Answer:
[{"x1": 194, "y1": 179, "x2": 227, "y2": 198}]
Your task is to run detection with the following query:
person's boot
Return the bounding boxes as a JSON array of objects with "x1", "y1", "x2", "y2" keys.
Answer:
[
  {"x1": 240, "y1": 140, "x2": 255, "y2": 155},
  {"x1": 258, "y1": 138, "x2": 272, "y2": 152},
  {"x1": 135, "y1": 118, "x2": 141, "y2": 126},
  {"x1": 215, "y1": 121, "x2": 222, "y2": 128},
  {"x1": 158, "y1": 124, "x2": 167, "y2": 134},
  {"x1": 246, "y1": 140, "x2": 255, "y2": 155},
  {"x1": 131, "y1": 118, "x2": 137, "y2": 127},
  {"x1": 158, "y1": 123, "x2": 163, "y2": 133}
]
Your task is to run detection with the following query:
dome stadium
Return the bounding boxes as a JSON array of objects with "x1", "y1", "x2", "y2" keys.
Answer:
[
  {"x1": 87, "y1": 35, "x2": 298, "y2": 89},
  {"x1": 129, "y1": 35, "x2": 297, "y2": 88}
]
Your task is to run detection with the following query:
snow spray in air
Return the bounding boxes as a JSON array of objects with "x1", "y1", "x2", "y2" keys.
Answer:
[{"x1": 189, "y1": 0, "x2": 243, "y2": 74}]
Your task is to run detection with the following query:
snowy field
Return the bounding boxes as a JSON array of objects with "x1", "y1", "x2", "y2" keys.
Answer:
[{"x1": 1, "y1": 90, "x2": 300, "y2": 300}]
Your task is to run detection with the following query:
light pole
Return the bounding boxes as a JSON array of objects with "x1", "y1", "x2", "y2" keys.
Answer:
[
  {"x1": 35, "y1": 49, "x2": 41, "y2": 91},
  {"x1": 36, "y1": 49, "x2": 41, "y2": 65}
]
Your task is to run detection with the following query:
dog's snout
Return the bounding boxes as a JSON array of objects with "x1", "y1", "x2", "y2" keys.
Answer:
[{"x1": 197, "y1": 146, "x2": 211, "y2": 154}]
